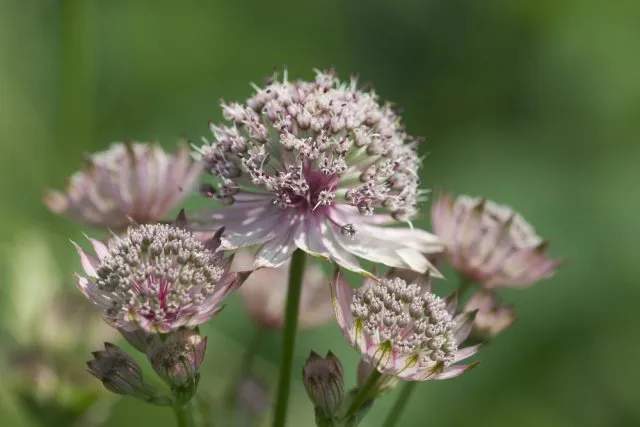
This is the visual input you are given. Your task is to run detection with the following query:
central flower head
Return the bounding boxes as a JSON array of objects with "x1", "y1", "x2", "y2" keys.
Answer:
[
  {"x1": 195, "y1": 70, "x2": 441, "y2": 274},
  {"x1": 74, "y1": 223, "x2": 248, "y2": 333}
]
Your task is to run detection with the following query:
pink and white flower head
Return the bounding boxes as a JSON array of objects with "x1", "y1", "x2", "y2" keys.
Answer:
[
  {"x1": 432, "y1": 193, "x2": 562, "y2": 288},
  {"x1": 193, "y1": 70, "x2": 442, "y2": 275},
  {"x1": 464, "y1": 291, "x2": 516, "y2": 341},
  {"x1": 44, "y1": 141, "x2": 201, "y2": 230},
  {"x1": 330, "y1": 269, "x2": 479, "y2": 381},
  {"x1": 233, "y1": 249, "x2": 333, "y2": 330},
  {"x1": 73, "y1": 220, "x2": 249, "y2": 333}
]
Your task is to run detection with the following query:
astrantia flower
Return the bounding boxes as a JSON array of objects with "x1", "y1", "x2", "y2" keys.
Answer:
[
  {"x1": 193, "y1": 70, "x2": 441, "y2": 274},
  {"x1": 73, "y1": 223, "x2": 248, "y2": 333},
  {"x1": 464, "y1": 291, "x2": 515, "y2": 341},
  {"x1": 330, "y1": 269, "x2": 479, "y2": 381},
  {"x1": 432, "y1": 192, "x2": 562, "y2": 288},
  {"x1": 233, "y1": 249, "x2": 333, "y2": 329},
  {"x1": 45, "y1": 141, "x2": 201, "y2": 229}
]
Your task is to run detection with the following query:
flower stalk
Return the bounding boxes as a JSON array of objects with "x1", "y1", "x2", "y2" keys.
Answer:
[
  {"x1": 345, "y1": 368, "x2": 382, "y2": 418},
  {"x1": 380, "y1": 382, "x2": 417, "y2": 427},
  {"x1": 271, "y1": 249, "x2": 307, "y2": 427},
  {"x1": 174, "y1": 400, "x2": 198, "y2": 427}
]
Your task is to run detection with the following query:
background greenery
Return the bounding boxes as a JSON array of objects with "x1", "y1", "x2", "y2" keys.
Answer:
[{"x1": 1, "y1": 0, "x2": 639, "y2": 426}]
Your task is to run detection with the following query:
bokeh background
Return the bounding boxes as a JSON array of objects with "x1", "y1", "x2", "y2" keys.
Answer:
[{"x1": 1, "y1": 0, "x2": 639, "y2": 426}]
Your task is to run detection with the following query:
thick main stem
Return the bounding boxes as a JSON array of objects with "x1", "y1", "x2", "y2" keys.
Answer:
[
  {"x1": 271, "y1": 249, "x2": 306, "y2": 427},
  {"x1": 174, "y1": 401, "x2": 197, "y2": 427},
  {"x1": 380, "y1": 382, "x2": 417, "y2": 427}
]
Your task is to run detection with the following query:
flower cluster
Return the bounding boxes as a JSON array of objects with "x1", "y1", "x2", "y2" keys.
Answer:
[
  {"x1": 33, "y1": 69, "x2": 562, "y2": 427},
  {"x1": 194, "y1": 70, "x2": 441, "y2": 274}
]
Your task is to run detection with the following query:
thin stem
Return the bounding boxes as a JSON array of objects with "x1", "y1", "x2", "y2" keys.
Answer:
[
  {"x1": 174, "y1": 401, "x2": 197, "y2": 427},
  {"x1": 346, "y1": 369, "x2": 383, "y2": 416},
  {"x1": 380, "y1": 382, "x2": 417, "y2": 427},
  {"x1": 271, "y1": 249, "x2": 307, "y2": 427}
]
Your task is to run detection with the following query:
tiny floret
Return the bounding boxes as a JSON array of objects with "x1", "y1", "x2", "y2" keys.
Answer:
[
  {"x1": 193, "y1": 70, "x2": 441, "y2": 275},
  {"x1": 331, "y1": 269, "x2": 479, "y2": 381},
  {"x1": 74, "y1": 222, "x2": 248, "y2": 333}
]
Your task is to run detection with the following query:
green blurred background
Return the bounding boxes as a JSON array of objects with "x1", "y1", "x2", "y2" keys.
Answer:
[{"x1": 1, "y1": 0, "x2": 639, "y2": 426}]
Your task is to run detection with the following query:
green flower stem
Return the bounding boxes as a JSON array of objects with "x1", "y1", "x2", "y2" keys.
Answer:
[
  {"x1": 174, "y1": 400, "x2": 197, "y2": 427},
  {"x1": 346, "y1": 369, "x2": 383, "y2": 417},
  {"x1": 380, "y1": 382, "x2": 417, "y2": 427},
  {"x1": 271, "y1": 249, "x2": 307, "y2": 427}
]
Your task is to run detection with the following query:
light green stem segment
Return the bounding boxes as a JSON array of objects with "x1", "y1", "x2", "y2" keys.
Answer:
[
  {"x1": 380, "y1": 382, "x2": 417, "y2": 427},
  {"x1": 174, "y1": 400, "x2": 197, "y2": 427},
  {"x1": 271, "y1": 249, "x2": 307, "y2": 427},
  {"x1": 346, "y1": 369, "x2": 383, "y2": 417}
]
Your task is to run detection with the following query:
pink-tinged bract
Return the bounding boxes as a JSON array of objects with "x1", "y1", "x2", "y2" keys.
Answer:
[
  {"x1": 233, "y1": 249, "x2": 333, "y2": 330},
  {"x1": 73, "y1": 223, "x2": 249, "y2": 333},
  {"x1": 193, "y1": 70, "x2": 442, "y2": 275},
  {"x1": 330, "y1": 268, "x2": 479, "y2": 381},
  {"x1": 432, "y1": 193, "x2": 562, "y2": 288},
  {"x1": 464, "y1": 291, "x2": 516, "y2": 340},
  {"x1": 44, "y1": 142, "x2": 201, "y2": 229}
]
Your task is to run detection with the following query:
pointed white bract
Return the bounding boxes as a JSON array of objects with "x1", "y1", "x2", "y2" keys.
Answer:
[
  {"x1": 44, "y1": 142, "x2": 201, "y2": 229},
  {"x1": 233, "y1": 249, "x2": 333, "y2": 330},
  {"x1": 193, "y1": 70, "x2": 442, "y2": 275},
  {"x1": 73, "y1": 224, "x2": 249, "y2": 333},
  {"x1": 330, "y1": 269, "x2": 479, "y2": 381},
  {"x1": 432, "y1": 193, "x2": 561, "y2": 288}
]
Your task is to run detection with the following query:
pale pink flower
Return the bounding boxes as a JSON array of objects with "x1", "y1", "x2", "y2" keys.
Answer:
[
  {"x1": 44, "y1": 141, "x2": 201, "y2": 229},
  {"x1": 193, "y1": 70, "x2": 441, "y2": 275},
  {"x1": 330, "y1": 269, "x2": 479, "y2": 381},
  {"x1": 432, "y1": 193, "x2": 561, "y2": 288},
  {"x1": 233, "y1": 249, "x2": 333, "y2": 329},
  {"x1": 464, "y1": 291, "x2": 516, "y2": 340},
  {"x1": 73, "y1": 223, "x2": 249, "y2": 333}
]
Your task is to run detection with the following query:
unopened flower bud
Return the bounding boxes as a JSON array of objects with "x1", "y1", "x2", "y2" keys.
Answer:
[
  {"x1": 302, "y1": 351, "x2": 344, "y2": 417},
  {"x1": 464, "y1": 291, "x2": 516, "y2": 342},
  {"x1": 356, "y1": 359, "x2": 399, "y2": 397},
  {"x1": 87, "y1": 343, "x2": 147, "y2": 398},
  {"x1": 146, "y1": 328, "x2": 207, "y2": 390}
]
